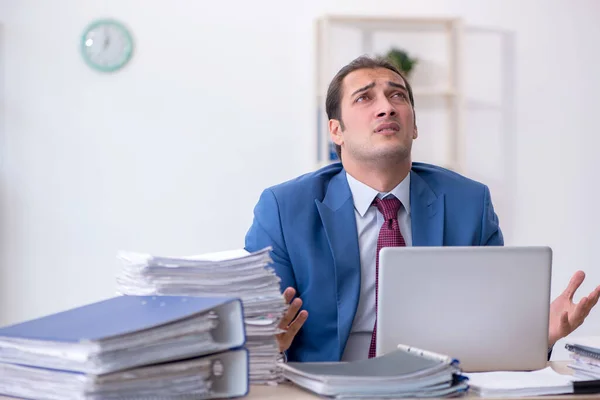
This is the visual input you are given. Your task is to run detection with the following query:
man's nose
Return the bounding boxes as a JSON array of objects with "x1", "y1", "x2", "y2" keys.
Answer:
[{"x1": 376, "y1": 98, "x2": 397, "y2": 118}]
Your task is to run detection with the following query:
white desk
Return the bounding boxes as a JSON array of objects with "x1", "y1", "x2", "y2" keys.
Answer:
[{"x1": 0, "y1": 362, "x2": 594, "y2": 399}]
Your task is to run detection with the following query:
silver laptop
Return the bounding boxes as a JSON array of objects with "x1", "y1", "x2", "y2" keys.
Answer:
[{"x1": 376, "y1": 246, "x2": 552, "y2": 372}]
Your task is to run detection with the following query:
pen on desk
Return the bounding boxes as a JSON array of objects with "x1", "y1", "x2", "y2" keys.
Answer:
[
  {"x1": 396, "y1": 344, "x2": 454, "y2": 364},
  {"x1": 573, "y1": 380, "x2": 600, "y2": 394}
]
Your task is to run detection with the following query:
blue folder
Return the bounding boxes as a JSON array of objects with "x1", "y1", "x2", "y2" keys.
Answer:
[
  {"x1": 0, "y1": 348, "x2": 250, "y2": 399},
  {"x1": 0, "y1": 295, "x2": 246, "y2": 375},
  {"x1": 0, "y1": 295, "x2": 240, "y2": 343}
]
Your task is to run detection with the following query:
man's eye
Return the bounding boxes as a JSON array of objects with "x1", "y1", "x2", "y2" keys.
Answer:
[
  {"x1": 356, "y1": 95, "x2": 368, "y2": 103},
  {"x1": 392, "y1": 92, "x2": 407, "y2": 99}
]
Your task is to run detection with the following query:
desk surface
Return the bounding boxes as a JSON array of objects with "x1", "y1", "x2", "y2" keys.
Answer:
[
  {"x1": 246, "y1": 362, "x2": 596, "y2": 400},
  {"x1": 0, "y1": 362, "x2": 594, "y2": 400}
]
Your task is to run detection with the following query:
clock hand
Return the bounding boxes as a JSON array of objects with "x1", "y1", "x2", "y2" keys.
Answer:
[{"x1": 103, "y1": 27, "x2": 110, "y2": 49}]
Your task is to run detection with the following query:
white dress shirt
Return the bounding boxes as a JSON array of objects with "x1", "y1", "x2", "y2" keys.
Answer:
[{"x1": 340, "y1": 172, "x2": 412, "y2": 361}]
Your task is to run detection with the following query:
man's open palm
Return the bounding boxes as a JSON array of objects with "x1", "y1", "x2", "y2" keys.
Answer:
[{"x1": 548, "y1": 271, "x2": 600, "y2": 347}]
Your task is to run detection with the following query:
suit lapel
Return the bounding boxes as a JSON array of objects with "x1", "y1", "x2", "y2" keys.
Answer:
[
  {"x1": 315, "y1": 169, "x2": 361, "y2": 360},
  {"x1": 410, "y1": 170, "x2": 445, "y2": 246}
]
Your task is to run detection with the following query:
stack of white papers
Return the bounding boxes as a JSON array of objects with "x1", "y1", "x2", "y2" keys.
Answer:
[
  {"x1": 0, "y1": 349, "x2": 249, "y2": 400},
  {"x1": 116, "y1": 247, "x2": 287, "y2": 385},
  {"x1": 566, "y1": 336, "x2": 600, "y2": 379},
  {"x1": 0, "y1": 357, "x2": 213, "y2": 400},
  {"x1": 280, "y1": 347, "x2": 469, "y2": 398},
  {"x1": 465, "y1": 367, "x2": 574, "y2": 398}
]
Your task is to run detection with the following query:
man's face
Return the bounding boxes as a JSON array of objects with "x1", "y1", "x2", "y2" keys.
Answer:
[{"x1": 330, "y1": 67, "x2": 417, "y2": 164}]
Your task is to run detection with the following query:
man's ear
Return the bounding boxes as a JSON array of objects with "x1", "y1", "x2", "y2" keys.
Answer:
[
  {"x1": 413, "y1": 125, "x2": 418, "y2": 140},
  {"x1": 329, "y1": 119, "x2": 344, "y2": 146}
]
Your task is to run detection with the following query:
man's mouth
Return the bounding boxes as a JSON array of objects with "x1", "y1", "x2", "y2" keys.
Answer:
[{"x1": 375, "y1": 122, "x2": 400, "y2": 134}]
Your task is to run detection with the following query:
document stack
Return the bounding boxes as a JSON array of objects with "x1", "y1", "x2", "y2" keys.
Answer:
[
  {"x1": 280, "y1": 345, "x2": 469, "y2": 398},
  {"x1": 116, "y1": 246, "x2": 287, "y2": 385},
  {"x1": 0, "y1": 295, "x2": 248, "y2": 400},
  {"x1": 565, "y1": 337, "x2": 600, "y2": 379},
  {"x1": 465, "y1": 367, "x2": 575, "y2": 398}
]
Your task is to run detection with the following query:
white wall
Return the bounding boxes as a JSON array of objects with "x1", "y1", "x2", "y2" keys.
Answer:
[{"x1": 1, "y1": 0, "x2": 599, "y2": 360}]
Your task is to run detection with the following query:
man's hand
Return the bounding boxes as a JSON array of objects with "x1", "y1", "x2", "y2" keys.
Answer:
[
  {"x1": 276, "y1": 287, "x2": 308, "y2": 354},
  {"x1": 548, "y1": 270, "x2": 600, "y2": 347}
]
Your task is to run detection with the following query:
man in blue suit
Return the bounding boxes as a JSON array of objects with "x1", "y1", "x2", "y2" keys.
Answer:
[{"x1": 245, "y1": 56, "x2": 600, "y2": 362}]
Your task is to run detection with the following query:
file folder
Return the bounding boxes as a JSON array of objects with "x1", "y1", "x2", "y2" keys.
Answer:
[
  {"x1": 0, "y1": 348, "x2": 249, "y2": 400},
  {"x1": 566, "y1": 337, "x2": 600, "y2": 381},
  {"x1": 0, "y1": 295, "x2": 246, "y2": 374},
  {"x1": 280, "y1": 346, "x2": 468, "y2": 398}
]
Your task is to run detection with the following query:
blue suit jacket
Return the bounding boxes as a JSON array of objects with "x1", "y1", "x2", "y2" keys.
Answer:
[{"x1": 244, "y1": 162, "x2": 504, "y2": 362}]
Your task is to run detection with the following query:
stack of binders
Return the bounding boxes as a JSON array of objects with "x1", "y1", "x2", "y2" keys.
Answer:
[
  {"x1": 116, "y1": 246, "x2": 287, "y2": 385},
  {"x1": 566, "y1": 337, "x2": 600, "y2": 379},
  {"x1": 0, "y1": 295, "x2": 248, "y2": 399},
  {"x1": 280, "y1": 345, "x2": 469, "y2": 398}
]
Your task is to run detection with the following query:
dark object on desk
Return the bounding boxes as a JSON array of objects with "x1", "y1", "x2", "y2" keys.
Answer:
[{"x1": 573, "y1": 379, "x2": 600, "y2": 394}]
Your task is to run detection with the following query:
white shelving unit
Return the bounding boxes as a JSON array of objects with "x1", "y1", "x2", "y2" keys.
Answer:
[{"x1": 314, "y1": 15, "x2": 465, "y2": 172}]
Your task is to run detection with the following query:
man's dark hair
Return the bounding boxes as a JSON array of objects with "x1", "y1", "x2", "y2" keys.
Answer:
[{"x1": 325, "y1": 55, "x2": 416, "y2": 161}]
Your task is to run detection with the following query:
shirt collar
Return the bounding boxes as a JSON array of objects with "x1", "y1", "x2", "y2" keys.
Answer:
[{"x1": 346, "y1": 171, "x2": 411, "y2": 217}]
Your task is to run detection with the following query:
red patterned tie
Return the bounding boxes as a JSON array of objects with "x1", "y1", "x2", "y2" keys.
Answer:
[{"x1": 368, "y1": 196, "x2": 405, "y2": 358}]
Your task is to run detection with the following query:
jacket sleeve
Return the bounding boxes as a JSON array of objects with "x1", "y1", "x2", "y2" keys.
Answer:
[
  {"x1": 244, "y1": 188, "x2": 297, "y2": 293},
  {"x1": 480, "y1": 185, "x2": 504, "y2": 246}
]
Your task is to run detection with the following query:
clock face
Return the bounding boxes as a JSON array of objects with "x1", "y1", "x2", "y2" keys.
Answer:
[{"x1": 81, "y1": 19, "x2": 133, "y2": 72}]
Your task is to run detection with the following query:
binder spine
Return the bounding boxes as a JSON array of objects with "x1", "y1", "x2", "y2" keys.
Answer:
[
  {"x1": 566, "y1": 344, "x2": 600, "y2": 360},
  {"x1": 206, "y1": 348, "x2": 249, "y2": 398}
]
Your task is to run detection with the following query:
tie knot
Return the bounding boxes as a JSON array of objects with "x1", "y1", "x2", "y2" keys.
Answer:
[{"x1": 372, "y1": 196, "x2": 402, "y2": 220}]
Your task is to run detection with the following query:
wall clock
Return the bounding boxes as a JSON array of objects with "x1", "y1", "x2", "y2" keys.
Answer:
[{"x1": 81, "y1": 19, "x2": 134, "y2": 72}]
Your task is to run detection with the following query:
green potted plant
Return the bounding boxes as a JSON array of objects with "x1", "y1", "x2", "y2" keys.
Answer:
[{"x1": 385, "y1": 48, "x2": 418, "y2": 78}]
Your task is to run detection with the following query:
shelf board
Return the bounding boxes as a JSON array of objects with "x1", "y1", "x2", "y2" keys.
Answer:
[
  {"x1": 412, "y1": 87, "x2": 457, "y2": 97},
  {"x1": 322, "y1": 15, "x2": 459, "y2": 25},
  {"x1": 320, "y1": 15, "x2": 459, "y2": 32}
]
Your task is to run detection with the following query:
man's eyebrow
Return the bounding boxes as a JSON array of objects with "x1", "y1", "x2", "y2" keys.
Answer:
[
  {"x1": 350, "y1": 82, "x2": 375, "y2": 97},
  {"x1": 388, "y1": 81, "x2": 408, "y2": 91}
]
